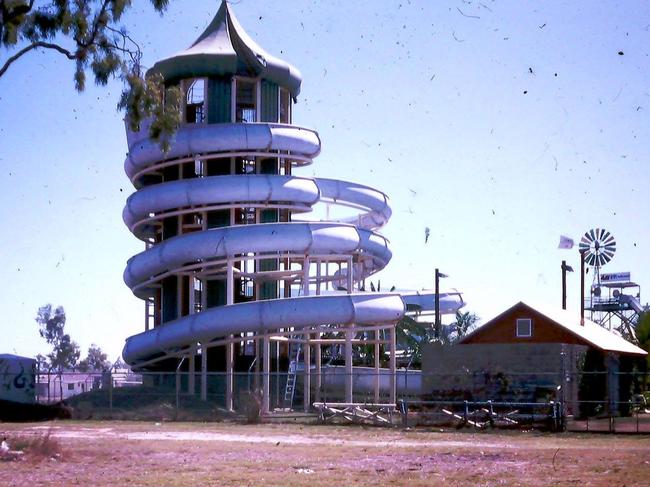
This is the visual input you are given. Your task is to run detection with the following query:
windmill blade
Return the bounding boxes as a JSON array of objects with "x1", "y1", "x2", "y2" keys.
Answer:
[
  {"x1": 589, "y1": 229, "x2": 597, "y2": 242},
  {"x1": 603, "y1": 238, "x2": 616, "y2": 248},
  {"x1": 601, "y1": 230, "x2": 612, "y2": 243},
  {"x1": 602, "y1": 251, "x2": 615, "y2": 264},
  {"x1": 586, "y1": 253, "x2": 597, "y2": 266}
]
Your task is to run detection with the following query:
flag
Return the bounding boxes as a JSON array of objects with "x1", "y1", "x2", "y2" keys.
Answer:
[{"x1": 558, "y1": 235, "x2": 574, "y2": 249}]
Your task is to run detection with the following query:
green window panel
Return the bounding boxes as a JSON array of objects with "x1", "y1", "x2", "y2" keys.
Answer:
[
  {"x1": 260, "y1": 80, "x2": 279, "y2": 123},
  {"x1": 206, "y1": 280, "x2": 227, "y2": 308},
  {"x1": 258, "y1": 257, "x2": 279, "y2": 300},
  {"x1": 161, "y1": 276, "x2": 178, "y2": 323},
  {"x1": 207, "y1": 209, "x2": 230, "y2": 228},
  {"x1": 162, "y1": 216, "x2": 178, "y2": 239},
  {"x1": 260, "y1": 208, "x2": 279, "y2": 223},
  {"x1": 260, "y1": 157, "x2": 278, "y2": 175},
  {"x1": 207, "y1": 77, "x2": 232, "y2": 124}
]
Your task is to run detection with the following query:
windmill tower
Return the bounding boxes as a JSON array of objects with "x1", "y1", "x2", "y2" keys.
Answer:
[{"x1": 580, "y1": 229, "x2": 642, "y2": 341}]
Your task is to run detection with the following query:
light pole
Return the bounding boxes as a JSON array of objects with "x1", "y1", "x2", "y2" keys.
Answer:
[
  {"x1": 561, "y1": 260, "x2": 574, "y2": 310},
  {"x1": 434, "y1": 268, "x2": 448, "y2": 339},
  {"x1": 579, "y1": 249, "x2": 586, "y2": 325}
]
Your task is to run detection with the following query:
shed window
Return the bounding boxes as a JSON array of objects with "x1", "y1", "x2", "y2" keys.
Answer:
[
  {"x1": 67, "y1": 383, "x2": 75, "y2": 391},
  {"x1": 516, "y1": 318, "x2": 532, "y2": 337}
]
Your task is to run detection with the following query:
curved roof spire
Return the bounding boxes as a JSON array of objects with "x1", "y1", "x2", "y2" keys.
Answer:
[{"x1": 148, "y1": 1, "x2": 302, "y2": 97}]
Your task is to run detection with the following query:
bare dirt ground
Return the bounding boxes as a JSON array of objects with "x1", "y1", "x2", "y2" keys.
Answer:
[{"x1": 1, "y1": 421, "x2": 649, "y2": 486}]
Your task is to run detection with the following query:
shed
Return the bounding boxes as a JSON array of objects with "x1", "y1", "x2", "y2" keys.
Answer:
[
  {"x1": 459, "y1": 301, "x2": 646, "y2": 356},
  {"x1": 422, "y1": 302, "x2": 646, "y2": 415}
]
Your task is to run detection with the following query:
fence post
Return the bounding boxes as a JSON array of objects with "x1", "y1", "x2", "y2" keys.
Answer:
[
  {"x1": 108, "y1": 371, "x2": 113, "y2": 418},
  {"x1": 175, "y1": 370, "x2": 180, "y2": 421},
  {"x1": 399, "y1": 399, "x2": 408, "y2": 429}
]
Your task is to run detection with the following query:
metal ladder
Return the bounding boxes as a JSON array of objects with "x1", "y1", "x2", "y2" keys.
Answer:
[{"x1": 283, "y1": 343, "x2": 302, "y2": 409}]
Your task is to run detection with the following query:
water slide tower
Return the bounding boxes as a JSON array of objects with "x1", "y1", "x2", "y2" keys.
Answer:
[{"x1": 121, "y1": 2, "x2": 463, "y2": 412}]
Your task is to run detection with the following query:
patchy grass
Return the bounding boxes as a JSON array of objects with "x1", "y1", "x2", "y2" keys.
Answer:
[
  {"x1": 2, "y1": 430, "x2": 63, "y2": 463},
  {"x1": 0, "y1": 421, "x2": 648, "y2": 485}
]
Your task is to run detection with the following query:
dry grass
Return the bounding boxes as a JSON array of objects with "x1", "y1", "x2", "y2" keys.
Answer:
[
  {"x1": 2, "y1": 430, "x2": 63, "y2": 463},
  {"x1": 0, "y1": 421, "x2": 648, "y2": 486}
]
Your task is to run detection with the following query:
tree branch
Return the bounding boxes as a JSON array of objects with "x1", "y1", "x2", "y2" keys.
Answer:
[
  {"x1": 0, "y1": 41, "x2": 76, "y2": 77},
  {"x1": 76, "y1": 0, "x2": 111, "y2": 49}
]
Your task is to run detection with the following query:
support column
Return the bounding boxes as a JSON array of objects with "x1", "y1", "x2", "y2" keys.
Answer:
[
  {"x1": 188, "y1": 347, "x2": 195, "y2": 395},
  {"x1": 262, "y1": 336, "x2": 270, "y2": 414},
  {"x1": 389, "y1": 325, "x2": 397, "y2": 405},
  {"x1": 201, "y1": 345, "x2": 207, "y2": 401},
  {"x1": 316, "y1": 259, "x2": 321, "y2": 296},
  {"x1": 303, "y1": 332, "x2": 311, "y2": 412},
  {"x1": 226, "y1": 259, "x2": 234, "y2": 411},
  {"x1": 302, "y1": 256, "x2": 310, "y2": 296},
  {"x1": 314, "y1": 332, "x2": 322, "y2": 403},
  {"x1": 345, "y1": 326, "x2": 353, "y2": 403},
  {"x1": 374, "y1": 329, "x2": 380, "y2": 403},
  {"x1": 347, "y1": 257, "x2": 353, "y2": 293}
]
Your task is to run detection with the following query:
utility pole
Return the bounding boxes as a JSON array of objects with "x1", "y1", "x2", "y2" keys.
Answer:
[
  {"x1": 561, "y1": 260, "x2": 574, "y2": 310},
  {"x1": 580, "y1": 250, "x2": 586, "y2": 325},
  {"x1": 435, "y1": 268, "x2": 442, "y2": 339}
]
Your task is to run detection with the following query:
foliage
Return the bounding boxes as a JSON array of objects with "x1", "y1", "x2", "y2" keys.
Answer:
[
  {"x1": 636, "y1": 312, "x2": 650, "y2": 365},
  {"x1": 447, "y1": 310, "x2": 479, "y2": 342},
  {"x1": 77, "y1": 343, "x2": 110, "y2": 371},
  {"x1": 36, "y1": 303, "x2": 66, "y2": 343},
  {"x1": 395, "y1": 314, "x2": 435, "y2": 366},
  {"x1": 635, "y1": 312, "x2": 650, "y2": 390},
  {"x1": 35, "y1": 304, "x2": 80, "y2": 371},
  {"x1": 0, "y1": 0, "x2": 181, "y2": 146}
]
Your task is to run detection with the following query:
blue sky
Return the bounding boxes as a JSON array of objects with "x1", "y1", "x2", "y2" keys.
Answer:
[{"x1": 1, "y1": 0, "x2": 648, "y2": 361}]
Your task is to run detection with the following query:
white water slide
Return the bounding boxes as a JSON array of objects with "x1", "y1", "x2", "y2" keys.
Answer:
[
  {"x1": 122, "y1": 121, "x2": 463, "y2": 366},
  {"x1": 120, "y1": 2, "x2": 464, "y2": 371}
]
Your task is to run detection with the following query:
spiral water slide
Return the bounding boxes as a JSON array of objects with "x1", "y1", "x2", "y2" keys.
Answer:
[{"x1": 121, "y1": 121, "x2": 463, "y2": 367}]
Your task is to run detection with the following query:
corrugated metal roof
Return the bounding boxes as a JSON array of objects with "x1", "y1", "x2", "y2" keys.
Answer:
[
  {"x1": 461, "y1": 301, "x2": 647, "y2": 356},
  {"x1": 148, "y1": 1, "x2": 302, "y2": 97}
]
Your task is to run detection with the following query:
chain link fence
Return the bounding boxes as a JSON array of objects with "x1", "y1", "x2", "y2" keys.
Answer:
[{"x1": 2, "y1": 368, "x2": 640, "y2": 432}]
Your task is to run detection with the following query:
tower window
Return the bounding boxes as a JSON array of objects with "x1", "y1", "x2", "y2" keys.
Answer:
[
  {"x1": 184, "y1": 79, "x2": 206, "y2": 123},
  {"x1": 516, "y1": 318, "x2": 532, "y2": 337},
  {"x1": 236, "y1": 79, "x2": 257, "y2": 122}
]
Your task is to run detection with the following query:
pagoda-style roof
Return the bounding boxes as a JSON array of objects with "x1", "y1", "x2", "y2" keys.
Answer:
[{"x1": 148, "y1": 1, "x2": 302, "y2": 97}]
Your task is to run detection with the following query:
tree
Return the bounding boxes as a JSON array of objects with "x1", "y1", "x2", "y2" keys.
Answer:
[
  {"x1": 36, "y1": 304, "x2": 66, "y2": 343},
  {"x1": 1, "y1": 0, "x2": 181, "y2": 146},
  {"x1": 448, "y1": 310, "x2": 479, "y2": 342},
  {"x1": 635, "y1": 312, "x2": 650, "y2": 389},
  {"x1": 35, "y1": 304, "x2": 80, "y2": 371},
  {"x1": 77, "y1": 343, "x2": 110, "y2": 371}
]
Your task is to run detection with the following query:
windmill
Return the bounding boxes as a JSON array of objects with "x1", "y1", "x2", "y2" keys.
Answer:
[{"x1": 578, "y1": 228, "x2": 616, "y2": 293}]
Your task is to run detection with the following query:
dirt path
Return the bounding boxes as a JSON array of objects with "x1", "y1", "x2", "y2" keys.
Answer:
[
  {"x1": 1, "y1": 422, "x2": 649, "y2": 486},
  {"x1": 12, "y1": 421, "x2": 650, "y2": 451}
]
